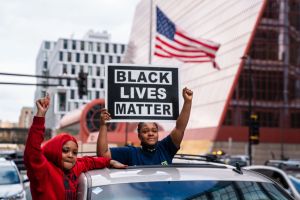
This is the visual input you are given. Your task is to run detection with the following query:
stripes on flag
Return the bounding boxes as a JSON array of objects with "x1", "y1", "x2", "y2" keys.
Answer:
[{"x1": 154, "y1": 6, "x2": 220, "y2": 69}]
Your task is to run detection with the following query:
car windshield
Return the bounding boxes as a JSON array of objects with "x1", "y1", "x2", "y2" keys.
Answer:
[
  {"x1": 0, "y1": 166, "x2": 20, "y2": 185},
  {"x1": 289, "y1": 175, "x2": 300, "y2": 193},
  {"x1": 89, "y1": 180, "x2": 293, "y2": 200}
]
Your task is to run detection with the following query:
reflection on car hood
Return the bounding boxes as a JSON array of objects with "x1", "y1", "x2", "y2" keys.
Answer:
[
  {"x1": 0, "y1": 184, "x2": 23, "y2": 197},
  {"x1": 86, "y1": 165, "x2": 272, "y2": 187}
]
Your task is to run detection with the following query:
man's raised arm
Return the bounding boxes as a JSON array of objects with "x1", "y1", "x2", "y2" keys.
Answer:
[
  {"x1": 96, "y1": 109, "x2": 112, "y2": 158},
  {"x1": 170, "y1": 87, "x2": 193, "y2": 148}
]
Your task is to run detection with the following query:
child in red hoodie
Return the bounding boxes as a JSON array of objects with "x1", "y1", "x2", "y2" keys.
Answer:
[{"x1": 24, "y1": 95, "x2": 127, "y2": 200}]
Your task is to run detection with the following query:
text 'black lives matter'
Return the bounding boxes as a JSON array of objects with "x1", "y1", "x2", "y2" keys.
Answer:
[{"x1": 106, "y1": 65, "x2": 179, "y2": 122}]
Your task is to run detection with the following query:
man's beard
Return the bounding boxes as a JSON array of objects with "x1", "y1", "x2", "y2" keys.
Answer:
[{"x1": 141, "y1": 141, "x2": 157, "y2": 152}]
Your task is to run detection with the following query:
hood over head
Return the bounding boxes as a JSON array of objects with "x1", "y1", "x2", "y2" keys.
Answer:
[{"x1": 42, "y1": 133, "x2": 78, "y2": 168}]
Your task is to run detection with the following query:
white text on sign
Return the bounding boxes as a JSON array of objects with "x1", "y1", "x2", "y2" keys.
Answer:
[
  {"x1": 115, "y1": 70, "x2": 172, "y2": 85},
  {"x1": 120, "y1": 87, "x2": 166, "y2": 99},
  {"x1": 115, "y1": 102, "x2": 172, "y2": 116}
]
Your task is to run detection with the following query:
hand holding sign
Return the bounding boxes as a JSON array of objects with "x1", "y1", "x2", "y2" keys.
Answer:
[{"x1": 100, "y1": 109, "x2": 111, "y2": 125}]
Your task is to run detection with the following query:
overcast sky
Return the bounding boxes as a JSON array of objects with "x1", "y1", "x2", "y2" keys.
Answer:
[{"x1": 0, "y1": 0, "x2": 140, "y2": 122}]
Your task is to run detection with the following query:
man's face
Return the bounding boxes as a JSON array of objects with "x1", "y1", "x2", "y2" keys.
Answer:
[
  {"x1": 61, "y1": 141, "x2": 78, "y2": 170},
  {"x1": 138, "y1": 123, "x2": 159, "y2": 146}
]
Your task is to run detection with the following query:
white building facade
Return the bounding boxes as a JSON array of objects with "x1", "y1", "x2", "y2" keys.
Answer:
[{"x1": 35, "y1": 31, "x2": 126, "y2": 130}]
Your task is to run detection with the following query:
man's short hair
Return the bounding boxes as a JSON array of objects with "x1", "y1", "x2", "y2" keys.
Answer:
[{"x1": 137, "y1": 122, "x2": 159, "y2": 134}]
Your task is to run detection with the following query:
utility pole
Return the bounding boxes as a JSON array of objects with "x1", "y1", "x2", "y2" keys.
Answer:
[{"x1": 242, "y1": 56, "x2": 253, "y2": 165}]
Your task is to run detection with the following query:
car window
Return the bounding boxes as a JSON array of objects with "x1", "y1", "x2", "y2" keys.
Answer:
[
  {"x1": 251, "y1": 169, "x2": 289, "y2": 189},
  {"x1": 289, "y1": 175, "x2": 300, "y2": 193},
  {"x1": 88, "y1": 180, "x2": 293, "y2": 200},
  {"x1": 0, "y1": 166, "x2": 20, "y2": 184}
]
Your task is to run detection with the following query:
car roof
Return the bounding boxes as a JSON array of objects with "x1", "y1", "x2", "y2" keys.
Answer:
[
  {"x1": 85, "y1": 164, "x2": 273, "y2": 187},
  {"x1": 0, "y1": 158, "x2": 14, "y2": 167}
]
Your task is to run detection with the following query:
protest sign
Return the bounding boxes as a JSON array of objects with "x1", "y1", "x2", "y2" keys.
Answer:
[{"x1": 105, "y1": 64, "x2": 179, "y2": 122}]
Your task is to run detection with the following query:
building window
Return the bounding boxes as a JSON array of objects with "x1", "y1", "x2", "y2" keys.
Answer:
[
  {"x1": 41, "y1": 80, "x2": 47, "y2": 88},
  {"x1": 96, "y1": 91, "x2": 100, "y2": 98},
  {"x1": 59, "y1": 51, "x2": 63, "y2": 61},
  {"x1": 223, "y1": 109, "x2": 233, "y2": 125},
  {"x1": 113, "y1": 44, "x2": 117, "y2": 53},
  {"x1": 72, "y1": 40, "x2": 76, "y2": 50},
  {"x1": 291, "y1": 112, "x2": 300, "y2": 128},
  {"x1": 93, "y1": 54, "x2": 97, "y2": 64},
  {"x1": 71, "y1": 65, "x2": 76, "y2": 74},
  {"x1": 238, "y1": 69, "x2": 283, "y2": 102},
  {"x1": 43, "y1": 61, "x2": 48, "y2": 69},
  {"x1": 67, "y1": 52, "x2": 72, "y2": 62},
  {"x1": 67, "y1": 79, "x2": 71, "y2": 86},
  {"x1": 88, "y1": 66, "x2": 93, "y2": 75},
  {"x1": 41, "y1": 91, "x2": 46, "y2": 98},
  {"x1": 62, "y1": 64, "x2": 67, "y2": 74},
  {"x1": 92, "y1": 79, "x2": 96, "y2": 88},
  {"x1": 249, "y1": 29, "x2": 278, "y2": 60},
  {"x1": 76, "y1": 53, "x2": 80, "y2": 62},
  {"x1": 88, "y1": 42, "x2": 93, "y2": 51},
  {"x1": 84, "y1": 54, "x2": 88, "y2": 63},
  {"x1": 289, "y1": 36, "x2": 300, "y2": 66},
  {"x1": 58, "y1": 92, "x2": 66, "y2": 111},
  {"x1": 96, "y1": 67, "x2": 100, "y2": 76},
  {"x1": 121, "y1": 44, "x2": 125, "y2": 53},
  {"x1": 100, "y1": 79, "x2": 104, "y2": 88},
  {"x1": 117, "y1": 56, "x2": 121, "y2": 63},
  {"x1": 97, "y1": 43, "x2": 101, "y2": 52},
  {"x1": 88, "y1": 91, "x2": 92, "y2": 100},
  {"x1": 105, "y1": 43, "x2": 109, "y2": 53},
  {"x1": 241, "y1": 111, "x2": 250, "y2": 126},
  {"x1": 44, "y1": 41, "x2": 50, "y2": 49},
  {"x1": 80, "y1": 41, "x2": 85, "y2": 50},
  {"x1": 109, "y1": 56, "x2": 113, "y2": 63},
  {"x1": 257, "y1": 111, "x2": 279, "y2": 127},
  {"x1": 262, "y1": 0, "x2": 279, "y2": 20},
  {"x1": 101, "y1": 55, "x2": 105, "y2": 64},
  {"x1": 289, "y1": 1, "x2": 300, "y2": 31},
  {"x1": 70, "y1": 90, "x2": 75, "y2": 99},
  {"x1": 75, "y1": 102, "x2": 79, "y2": 109},
  {"x1": 63, "y1": 40, "x2": 68, "y2": 49}
]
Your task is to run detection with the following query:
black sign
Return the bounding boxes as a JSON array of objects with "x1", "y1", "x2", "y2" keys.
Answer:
[{"x1": 106, "y1": 64, "x2": 179, "y2": 122}]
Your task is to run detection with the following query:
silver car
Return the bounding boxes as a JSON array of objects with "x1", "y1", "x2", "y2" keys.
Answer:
[
  {"x1": 78, "y1": 158, "x2": 294, "y2": 200},
  {"x1": 244, "y1": 165, "x2": 300, "y2": 200},
  {"x1": 0, "y1": 158, "x2": 26, "y2": 200}
]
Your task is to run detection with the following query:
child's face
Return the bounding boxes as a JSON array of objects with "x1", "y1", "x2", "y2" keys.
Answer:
[{"x1": 61, "y1": 141, "x2": 78, "y2": 170}]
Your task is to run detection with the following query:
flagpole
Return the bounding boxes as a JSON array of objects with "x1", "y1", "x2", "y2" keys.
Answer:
[{"x1": 149, "y1": 0, "x2": 153, "y2": 64}]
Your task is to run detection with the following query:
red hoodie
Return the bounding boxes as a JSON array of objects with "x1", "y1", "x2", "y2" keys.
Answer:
[{"x1": 24, "y1": 117, "x2": 111, "y2": 200}]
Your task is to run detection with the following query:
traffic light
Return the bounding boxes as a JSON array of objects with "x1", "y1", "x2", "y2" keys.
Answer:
[
  {"x1": 249, "y1": 114, "x2": 260, "y2": 144},
  {"x1": 77, "y1": 71, "x2": 88, "y2": 98}
]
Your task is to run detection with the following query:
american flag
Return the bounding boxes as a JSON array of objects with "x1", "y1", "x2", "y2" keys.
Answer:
[{"x1": 154, "y1": 7, "x2": 221, "y2": 69}]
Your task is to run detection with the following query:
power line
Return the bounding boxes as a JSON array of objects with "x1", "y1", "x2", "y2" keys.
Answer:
[
  {"x1": 0, "y1": 72, "x2": 77, "y2": 80},
  {"x1": 0, "y1": 82, "x2": 61, "y2": 87}
]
